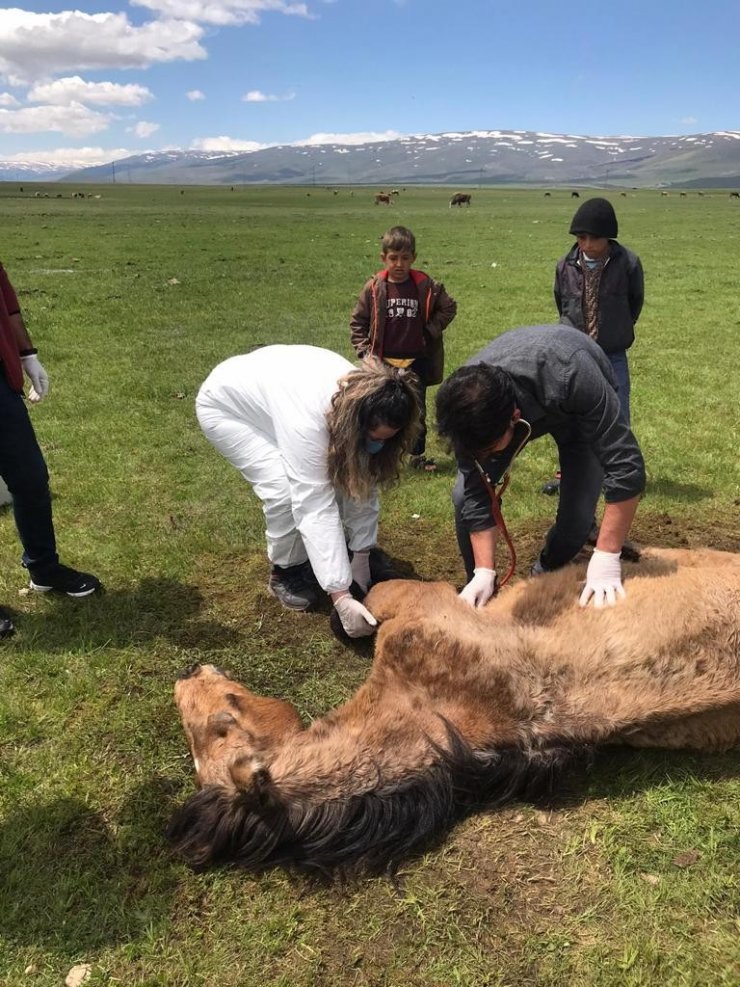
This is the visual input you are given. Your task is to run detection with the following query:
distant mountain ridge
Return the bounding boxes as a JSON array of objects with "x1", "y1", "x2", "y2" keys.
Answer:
[{"x1": 4, "y1": 130, "x2": 740, "y2": 187}]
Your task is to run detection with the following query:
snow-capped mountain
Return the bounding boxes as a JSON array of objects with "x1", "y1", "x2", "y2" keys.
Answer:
[
  {"x1": 6, "y1": 130, "x2": 740, "y2": 187},
  {"x1": 0, "y1": 158, "x2": 76, "y2": 182}
]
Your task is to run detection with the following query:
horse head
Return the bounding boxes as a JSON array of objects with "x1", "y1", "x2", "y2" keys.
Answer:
[{"x1": 174, "y1": 663, "x2": 304, "y2": 790}]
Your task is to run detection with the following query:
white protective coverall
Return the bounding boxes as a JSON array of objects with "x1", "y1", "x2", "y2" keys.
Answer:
[{"x1": 195, "y1": 345, "x2": 379, "y2": 595}]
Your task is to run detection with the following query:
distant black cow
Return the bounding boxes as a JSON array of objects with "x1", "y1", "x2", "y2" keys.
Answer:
[
  {"x1": 544, "y1": 191, "x2": 551, "y2": 197},
  {"x1": 449, "y1": 193, "x2": 472, "y2": 207},
  {"x1": 730, "y1": 192, "x2": 740, "y2": 199},
  {"x1": 571, "y1": 191, "x2": 580, "y2": 198}
]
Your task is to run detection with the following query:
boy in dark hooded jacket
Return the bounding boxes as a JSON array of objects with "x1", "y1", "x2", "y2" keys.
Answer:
[
  {"x1": 544, "y1": 198, "x2": 644, "y2": 498},
  {"x1": 554, "y1": 197, "x2": 644, "y2": 424}
]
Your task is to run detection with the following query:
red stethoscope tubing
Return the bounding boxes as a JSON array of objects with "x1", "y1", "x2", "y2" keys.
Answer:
[{"x1": 473, "y1": 419, "x2": 532, "y2": 591}]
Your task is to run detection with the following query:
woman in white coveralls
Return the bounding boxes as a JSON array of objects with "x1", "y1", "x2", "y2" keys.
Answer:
[{"x1": 196, "y1": 345, "x2": 419, "y2": 638}]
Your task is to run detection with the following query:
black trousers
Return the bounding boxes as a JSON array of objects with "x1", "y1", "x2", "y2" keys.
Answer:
[{"x1": 0, "y1": 370, "x2": 58, "y2": 572}]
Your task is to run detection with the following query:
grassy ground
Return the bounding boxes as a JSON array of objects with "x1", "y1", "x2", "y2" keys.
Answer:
[{"x1": 0, "y1": 183, "x2": 738, "y2": 986}]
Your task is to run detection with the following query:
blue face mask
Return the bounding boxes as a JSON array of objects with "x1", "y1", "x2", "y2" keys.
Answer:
[{"x1": 365, "y1": 437, "x2": 386, "y2": 455}]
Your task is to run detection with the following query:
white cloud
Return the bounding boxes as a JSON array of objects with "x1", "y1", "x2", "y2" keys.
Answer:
[
  {"x1": 131, "y1": 0, "x2": 313, "y2": 28},
  {"x1": 0, "y1": 91, "x2": 19, "y2": 107},
  {"x1": 28, "y1": 76, "x2": 153, "y2": 107},
  {"x1": 2, "y1": 145, "x2": 131, "y2": 168},
  {"x1": 187, "y1": 89, "x2": 205, "y2": 101},
  {"x1": 129, "y1": 120, "x2": 160, "y2": 138},
  {"x1": 242, "y1": 89, "x2": 295, "y2": 102},
  {"x1": 681, "y1": 116, "x2": 698, "y2": 126},
  {"x1": 0, "y1": 10, "x2": 205, "y2": 85},
  {"x1": 191, "y1": 135, "x2": 267, "y2": 151},
  {"x1": 295, "y1": 130, "x2": 406, "y2": 146},
  {"x1": 0, "y1": 102, "x2": 110, "y2": 137}
]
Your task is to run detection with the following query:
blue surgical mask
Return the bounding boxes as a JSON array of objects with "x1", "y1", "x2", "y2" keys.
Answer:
[{"x1": 365, "y1": 437, "x2": 386, "y2": 455}]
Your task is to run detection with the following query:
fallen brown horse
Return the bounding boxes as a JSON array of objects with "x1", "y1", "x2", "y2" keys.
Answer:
[{"x1": 167, "y1": 548, "x2": 740, "y2": 874}]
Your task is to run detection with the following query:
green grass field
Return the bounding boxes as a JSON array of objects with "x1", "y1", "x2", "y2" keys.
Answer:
[{"x1": 0, "y1": 183, "x2": 738, "y2": 986}]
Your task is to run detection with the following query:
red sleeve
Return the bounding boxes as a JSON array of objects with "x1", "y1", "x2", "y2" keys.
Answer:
[{"x1": 0, "y1": 264, "x2": 21, "y2": 315}]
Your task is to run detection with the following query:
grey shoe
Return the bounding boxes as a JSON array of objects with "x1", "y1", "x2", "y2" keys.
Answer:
[{"x1": 267, "y1": 562, "x2": 321, "y2": 612}]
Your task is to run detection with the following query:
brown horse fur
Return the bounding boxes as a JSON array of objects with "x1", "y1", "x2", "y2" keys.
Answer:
[{"x1": 167, "y1": 548, "x2": 740, "y2": 874}]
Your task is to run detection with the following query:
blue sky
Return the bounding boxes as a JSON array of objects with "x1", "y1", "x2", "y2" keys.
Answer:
[{"x1": 1, "y1": 0, "x2": 739, "y2": 168}]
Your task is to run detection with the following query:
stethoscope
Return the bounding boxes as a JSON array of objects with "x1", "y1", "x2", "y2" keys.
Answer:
[{"x1": 472, "y1": 417, "x2": 532, "y2": 590}]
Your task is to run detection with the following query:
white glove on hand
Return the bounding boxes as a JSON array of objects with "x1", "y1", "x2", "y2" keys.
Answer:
[
  {"x1": 350, "y1": 549, "x2": 372, "y2": 593},
  {"x1": 334, "y1": 595, "x2": 378, "y2": 638},
  {"x1": 579, "y1": 549, "x2": 625, "y2": 608},
  {"x1": 459, "y1": 567, "x2": 496, "y2": 608},
  {"x1": 21, "y1": 354, "x2": 50, "y2": 403}
]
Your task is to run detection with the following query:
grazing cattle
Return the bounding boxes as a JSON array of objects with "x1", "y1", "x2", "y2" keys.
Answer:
[
  {"x1": 374, "y1": 193, "x2": 392, "y2": 205},
  {"x1": 168, "y1": 547, "x2": 740, "y2": 876},
  {"x1": 680, "y1": 191, "x2": 687, "y2": 197},
  {"x1": 449, "y1": 193, "x2": 472, "y2": 207},
  {"x1": 620, "y1": 191, "x2": 627, "y2": 197},
  {"x1": 571, "y1": 191, "x2": 580, "y2": 198},
  {"x1": 544, "y1": 191, "x2": 551, "y2": 197},
  {"x1": 698, "y1": 191, "x2": 705, "y2": 196},
  {"x1": 661, "y1": 191, "x2": 669, "y2": 196},
  {"x1": 390, "y1": 189, "x2": 400, "y2": 196},
  {"x1": 730, "y1": 192, "x2": 740, "y2": 199}
]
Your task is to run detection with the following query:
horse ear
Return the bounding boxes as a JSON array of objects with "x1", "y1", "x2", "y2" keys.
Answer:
[
  {"x1": 253, "y1": 767, "x2": 271, "y2": 793},
  {"x1": 364, "y1": 578, "x2": 417, "y2": 621},
  {"x1": 207, "y1": 710, "x2": 237, "y2": 738},
  {"x1": 230, "y1": 756, "x2": 272, "y2": 795}
]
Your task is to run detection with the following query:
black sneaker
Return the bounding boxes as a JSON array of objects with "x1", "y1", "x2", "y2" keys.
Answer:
[
  {"x1": 541, "y1": 477, "x2": 561, "y2": 496},
  {"x1": 267, "y1": 562, "x2": 320, "y2": 612},
  {"x1": 28, "y1": 563, "x2": 101, "y2": 598},
  {"x1": 0, "y1": 606, "x2": 15, "y2": 639}
]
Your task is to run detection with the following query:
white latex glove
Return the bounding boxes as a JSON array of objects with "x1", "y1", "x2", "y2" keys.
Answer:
[
  {"x1": 459, "y1": 567, "x2": 496, "y2": 608},
  {"x1": 579, "y1": 549, "x2": 625, "y2": 608},
  {"x1": 21, "y1": 354, "x2": 50, "y2": 403},
  {"x1": 334, "y1": 595, "x2": 378, "y2": 638},
  {"x1": 350, "y1": 549, "x2": 372, "y2": 593}
]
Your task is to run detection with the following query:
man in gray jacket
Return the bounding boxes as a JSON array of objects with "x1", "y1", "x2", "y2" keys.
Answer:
[{"x1": 435, "y1": 325, "x2": 646, "y2": 609}]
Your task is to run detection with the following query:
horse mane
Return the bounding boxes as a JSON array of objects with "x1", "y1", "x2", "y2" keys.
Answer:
[{"x1": 166, "y1": 722, "x2": 585, "y2": 875}]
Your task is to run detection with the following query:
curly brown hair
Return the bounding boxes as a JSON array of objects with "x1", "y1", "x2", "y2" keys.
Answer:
[{"x1": 327, "y1": 357, "x2": 421, "y2": 500}]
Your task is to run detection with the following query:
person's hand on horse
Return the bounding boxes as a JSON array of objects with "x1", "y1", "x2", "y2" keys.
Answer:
[
  {"x1": 350, "y1": 549, "x2": 372, "y2": 594},
  {"x1": 579, "y1": 549, "x2": 625, "y2": 608},
  {"x1": 22, "y1": 354, "x2": 49, "y2": 402},
  {"x1": 334, "y1": 594, "x2": 378, "y2": 638},
  {"x1": 459, "y1": 567, "x2": 496, "y2": 608}
]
